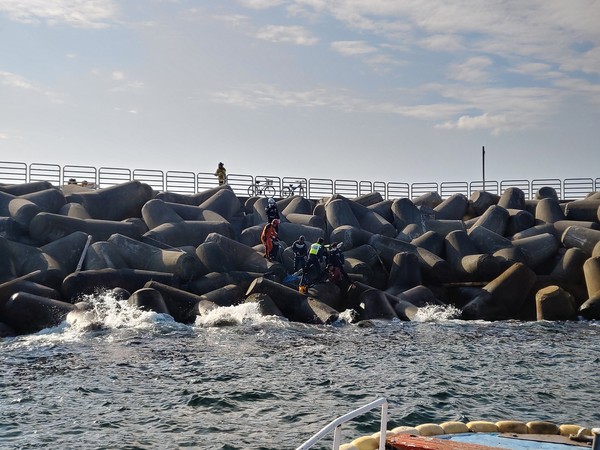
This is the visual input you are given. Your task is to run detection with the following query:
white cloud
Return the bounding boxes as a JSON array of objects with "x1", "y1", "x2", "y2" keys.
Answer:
[
  {"x1": 331, "y1": 40, "x2": 377, "y2": 57},
  {"x1": 0, "y1": 70, "x2": 62, "y2": 102},
  {"x1": 418, "y1": 34, "x2": 463, "y2": 52},
  {"x1": 237, "y1": 0, "x2": 283, "y2": 9},
  {"x1": 436, "y1": 113, "x2": 511, "y2": 135},
  {"x1": 0, "y1": 0, "x2": 119, "y2": 28},
  {"x1": 0, "y1": 132, "x2": 9, "y2": 140},
  {"x1": 111, "y1": 71, "x2": 125, "y2": 81},
  {"x1": 448, "y1": 57, "x2": 493, "y2": 83},
  {"x1": 255, "y1": 25, "x2": 319, "y2": 45}
]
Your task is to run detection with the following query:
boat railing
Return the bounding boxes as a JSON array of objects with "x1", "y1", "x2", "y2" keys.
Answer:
[
  {"x1": 296, "y1": 397, "x2": 388, "y2": 450},
  {"x1": 1, "y1": 160, "x2": 598, "y2": 201}
]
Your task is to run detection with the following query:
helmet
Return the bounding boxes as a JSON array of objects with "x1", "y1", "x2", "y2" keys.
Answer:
[
  {"x1": 272, "y1": 219, "x2": 280, "y2": 225},
  {"x1": 268, "y1": 197, "x2": 275, "y2": 205},
  {"x1": 299, "y1": 235, "x2": 305, "y2": 241}
]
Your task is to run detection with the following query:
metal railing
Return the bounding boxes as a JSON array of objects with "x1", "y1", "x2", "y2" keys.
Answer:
[
  {"x1": 296, "y1": 397, "x2": 388, "y2": 450},
  {"x1": 0, "y1": 160, "x2": 598, "y2": 201}
]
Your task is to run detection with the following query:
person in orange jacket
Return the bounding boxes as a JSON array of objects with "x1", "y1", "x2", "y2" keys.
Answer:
[{"x1": 261, "y1": 218, "x2": 280, "y2": 261}]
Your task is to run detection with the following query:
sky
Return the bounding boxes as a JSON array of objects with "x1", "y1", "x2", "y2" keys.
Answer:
[{"x1": 1, "y1": 0, "x2": 599, "y2": 186}]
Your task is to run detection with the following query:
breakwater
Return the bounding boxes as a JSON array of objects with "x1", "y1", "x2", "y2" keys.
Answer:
[{"x1": 1, "y1": 180, "x2": 600, "y2": 337}]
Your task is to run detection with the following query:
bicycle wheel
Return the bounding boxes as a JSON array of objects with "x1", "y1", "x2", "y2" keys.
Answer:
[
  {"x1": 247, "y1": 185, "x2": 257, "y2": 197},
  {"x1": 264, "y1": 185, "x2": 276, "y2": 198},
  {"x1": 297, "y1": 185, "x2": 305, "y2": 197},
  {"x1": 282, "y1": 186, "x2": 293, "y2": 198}
]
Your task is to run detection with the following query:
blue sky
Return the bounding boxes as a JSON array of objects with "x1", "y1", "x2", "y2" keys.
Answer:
[{"x1": 1, "y1": 0, "x2": 599, "y2": 186}]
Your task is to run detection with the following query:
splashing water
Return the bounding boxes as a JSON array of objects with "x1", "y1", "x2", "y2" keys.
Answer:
[
  {"x1": 413, "y1": 304, "x2": 462, "y2": 322},
  {"x1": 195, "y1": 302, "x2": 285, "y2": 327},
  {"x1": 64, "y1": 290, "x2": 177, "y2": 332}
]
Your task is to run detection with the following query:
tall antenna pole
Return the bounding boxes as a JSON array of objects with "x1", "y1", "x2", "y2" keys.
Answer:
[{"x1": 482, "y1": 146, "x2": 486, "y2": 192}]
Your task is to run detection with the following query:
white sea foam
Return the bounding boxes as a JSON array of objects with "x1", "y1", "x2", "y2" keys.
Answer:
[
  {"x1": 413, "y1": 304, "x2": 462, "y2": 322},
  {"x1": 194, "y1": 302, "x2": 285, "y2": 327}
]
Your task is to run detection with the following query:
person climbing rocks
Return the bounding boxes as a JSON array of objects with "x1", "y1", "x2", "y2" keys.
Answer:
[
  {"x1": 327, "y1": 242, "x2": 352, "y2": 285},
  {"x1": 261, "y1": 218, "x2": 280, "y2": 261},
  {"x1": 301, "y1": 237, "x2": 325, "y2": 285},
  {"x1": 292, "y1": 235, "x2": 308, "y2": 273},
  {"x1": 265, "y1": 197, "x2": 279, "y2": 226}
]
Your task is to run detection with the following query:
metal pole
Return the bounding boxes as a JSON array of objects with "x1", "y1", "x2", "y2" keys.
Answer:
[{"x1": 482, "y1": 146, "x2": 486, "y2": 192}]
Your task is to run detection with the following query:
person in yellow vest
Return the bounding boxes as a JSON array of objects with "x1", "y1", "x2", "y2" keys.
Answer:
[{"x1": 301, "y1": 237, "x2": 325, "y2": 286}]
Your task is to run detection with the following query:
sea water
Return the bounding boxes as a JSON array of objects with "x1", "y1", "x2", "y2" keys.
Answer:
[{"x1": 1, "y1": 292, "x2": 599, "y2": 450}]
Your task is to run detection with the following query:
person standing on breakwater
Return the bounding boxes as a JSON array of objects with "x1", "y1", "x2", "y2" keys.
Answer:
[
  {"x1": 261, "y1": 219, "x2": 280, "y2": 261},
  {"x1": 292, "y1": 235, "x2": 308, "y2": 273},
  {"x1": 214, "y1": 162, "x2": 227, "y2": 185},
  {"x1": 301, "y1": 237, "x2": 325, "y2": 285}
]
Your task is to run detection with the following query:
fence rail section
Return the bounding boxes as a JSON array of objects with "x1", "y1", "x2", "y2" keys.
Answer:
[{"x1": 1, "y1": 161, "x2": 598, "y2": 201}]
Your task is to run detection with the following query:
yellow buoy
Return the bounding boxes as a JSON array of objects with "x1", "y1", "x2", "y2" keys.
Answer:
[
  {"x1": 440, "y1": 421, "x2": 470, "y2": 434},
  {"x1": 467, "y1": 421, "x2": 499, "y2": 433},
  {"x1": 415, "y1": 423, "x2": 445, "y2": 436},
  {"x1": 350, "y1": 435, "x2": 378, "y2": 450},
  {"x1": 559, "y1": 424, "x2": 592, "y2": 437},
  {"x1": 527, "y1": 421, "x2": 559, "y2": 435},
  {"x1": 496, "y1": 420, "x2": 528, "y2": 434}
]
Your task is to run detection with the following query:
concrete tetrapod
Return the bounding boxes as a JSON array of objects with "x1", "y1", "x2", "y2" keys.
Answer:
[
  {"x1": 245, "y1": 277, "x2": 338, "y2": 324},
  {"x1": 511, "y1": 233, "x2": 560, "y2": 270},
  {"x1": 107, "y1": 233, "x2": 203, "y2": 281},
  {"x1": 65, "y1": 180, "x2": 154, "y2": 221},
  {"x1": 5, "y1": 231, "x2": 90, "y2": 288},
  {"x1": 325, "y1": 199, "x2": 361, "y2": 235},
  {"x1": 358, "y1": 288, "x2": 398, "y2": 320},
  {"x1": 433, "y1": 193, "x2": 469, "y2": 220},
  {"x1": 535, "y1": 285, "x2": 577, "y2": 321},
  {"x1": 143, "y1": 280, "x2": 204, "y2": 323},
  {"x1": 397, "y1": 285, "x2": 442, "y2": 308},
  {"x1": 505, "y1": 208, "x2": 535, "y2": 236},
  {"x1": 0, "y1": 236, "x2": 17, "y2": 283},
  {"x1": 3, "y1": 292, "x2": 75, "y2": 335},
  {"x1": 330, "y1": 225, "x2": 374, "y2": 251},
  {"x1": 128, "y1": 288, "x2": 170, "y2": 315},
  {"x1": 469, "y1": 190, "x2": 500, "y2": 216},
  {"x1": 423, "y1": 220, "x2": 465, "y2": 239},
  {"x1": 471, "y1": 205, "x2": 509, "y2": 236},
  {"x1": 8, "y1": 198, "x2": 41, "y2": 229},
  {"x1": 462, "y1": 262, "x2": 537, "y2": 320},
  {"x1": 535, "y1": 198, "x2": 565, "y2": 224},
  {"x1": 468, "y1": 225, "x2": 513, "y2": 254},
  {"x1": 561, "y1": 226, "x2": 600, "y2": 256},
  {"x1": 391, "y1": 198, "x2": 424, "y2": 232},
  {"x1": 564, "y1": 199, "x2": 600, "y2": 222},
  {"x1": 0, "y1": 180, "x2": 54, "y2": 196},
  {"x1": 497, "y1": 187, "x2": 526, "y2": 210},
  {"x1": 197, "y1": 233, "x2": 286, "y2": 279},
  {"x1": 29, "y1": 212, "x2": 142, "y2": 244},
  {"x1": 244, "y1": 293, "x2": 285, "y2": 318},
  {"x1": 0, "y1": 277, "x2": 59, "y2": 317},
  {"x1": 142, "y1": 221, "x2": 236, "y2": 250},
  {"x1": 61, "y1": 268, "x2": 179, "y2": 302},
  {"x1": 197, "y1": 284, "x2": 244, "y2": 308},
  {"x1": 198, "y1": 188, "x2": 241, "y2": 222},
  {"x1": 141, "y1": 198, "x2": 184, "y2": 229},
  {"x1": 387, "y1": 252, "x2": 422, "y2": 292},
  {"x1": 411, "y1": 230, "x2": 444, "y2": 255},
  {"x1": 84, "y1": 241, "x2": 130, "y2": 270}
]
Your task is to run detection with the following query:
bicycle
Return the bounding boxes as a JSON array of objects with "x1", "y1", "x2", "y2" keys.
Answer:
[
  {"x1": 281, "y1": 181, "x2": 305, "y2": 198},
  {"x1": 247, "y1": 178, "x2": 277, "y2": 197}
]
